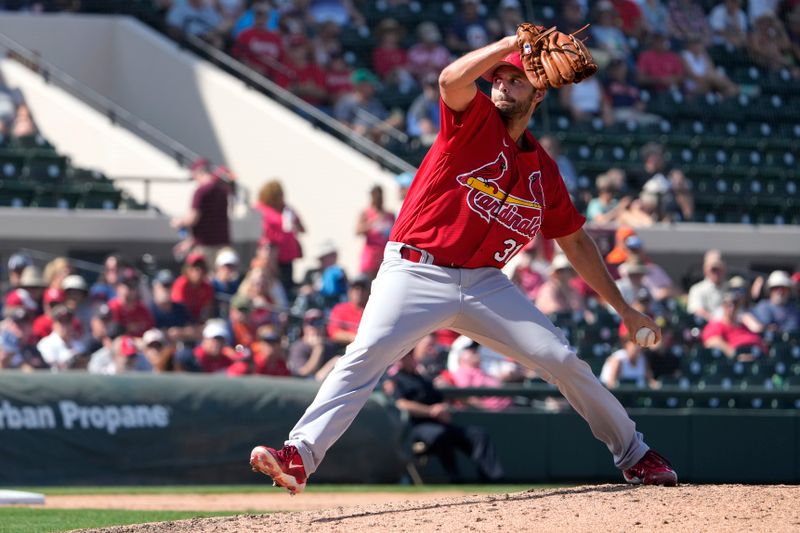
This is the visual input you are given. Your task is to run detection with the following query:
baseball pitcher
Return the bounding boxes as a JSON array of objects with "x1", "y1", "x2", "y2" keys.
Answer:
[{"x1": 250, "y1": 23, "x2": 677, "y2": 493}]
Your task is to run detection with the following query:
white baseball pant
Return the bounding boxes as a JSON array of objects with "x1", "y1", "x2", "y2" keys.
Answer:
[{"x1": 286, "y1": 241, "x2": 648, "y2": 475}]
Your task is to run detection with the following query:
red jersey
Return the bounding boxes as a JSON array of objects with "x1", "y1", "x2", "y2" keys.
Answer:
[
  {"x1": 31, "y1": 314, "x2": 83, "y2": 341},
  {"x1": 328, "y1": 301, "x2": 364, "y2": 339},
  {"x1": 390, "y1": 92, "x2": 585, "y2": 268},
  {"x1": 194, "y1": 345, "x2": 236, "y2": 374},
  {"x1": 108, "y1": 298, "x2": 154, "y2": 338},
  {"x1": 234, "y1": 28, "x2": 284, "y2": 77},
  {"x1": 274, "y1": 61, "x2": 327, "y2": 106},
  {"x1": 372, "y1": 46, "x2": 408, "y2": 78},
  {"x1": 636, "y1": 50, "x2": 684, "y2": 91},
  {"x1": 325, "y1": 67, "x2": 354, "y2": 99},
  {"x1": 701, "y1": 320, "x2": 766, "y2": 352},
  {"x1": 171, "y1": 276, "x2": 214, "y2": 323}
]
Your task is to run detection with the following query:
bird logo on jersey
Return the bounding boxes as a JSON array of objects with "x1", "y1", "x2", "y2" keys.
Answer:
[{"x1": 455, "y1": 152, "x2": 545, "y2": 239}]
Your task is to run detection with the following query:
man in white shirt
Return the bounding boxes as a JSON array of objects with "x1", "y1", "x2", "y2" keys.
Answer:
[
  {"x1": 687, "y1": 250, "x2": 728, "y2": 321},
  {"x1": 709, "y1": 0, "x2": 749, "y2": 48},
  {"x1": 36, "y1": 305, "x2": 87, "y2": 371}
]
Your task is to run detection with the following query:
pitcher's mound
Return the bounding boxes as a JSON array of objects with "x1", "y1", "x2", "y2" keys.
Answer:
[{"x1": 78, "y1": 484, "x2": 800, "y2": 533}]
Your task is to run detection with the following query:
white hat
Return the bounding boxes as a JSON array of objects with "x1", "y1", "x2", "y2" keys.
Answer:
[
  {"x1": 142, "y1": 328, "x2": 166, "y2": 346},
  {"x1": 202, "y1": 319, "x2": 229, "y2": 340},
  {"x1": 550, "y1": 254, "x2": 572, "y2": 272},
  {"x1": 62, "y1": 274, "x2": 88, "y2": 292},
  {"x1": 766, "y1": 270, "x2": 792, "y2": 290},
  {"x1": 215, "y1": 249, "x2": 240, "y2": 267},
  {"x1": 317, "y1": 240, "x2": 338, "y2": 258}
]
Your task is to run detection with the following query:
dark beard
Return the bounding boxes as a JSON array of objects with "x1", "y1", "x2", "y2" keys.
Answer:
[{"x1": 495, "y1": 93, "x2": 535, "y2": 120}]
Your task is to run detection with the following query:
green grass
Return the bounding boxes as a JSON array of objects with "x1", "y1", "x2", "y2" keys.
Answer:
[
  {"x1": 13, "y1": 484, "x2": 555, "y2": 496},
  {"x1": 0, "y1": 508, "x2": 248, "y2": 533}
]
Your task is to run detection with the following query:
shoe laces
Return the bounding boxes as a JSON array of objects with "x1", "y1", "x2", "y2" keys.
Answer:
[{"x1": 277, "y1": 445, "x2": 297, "y2": 464}]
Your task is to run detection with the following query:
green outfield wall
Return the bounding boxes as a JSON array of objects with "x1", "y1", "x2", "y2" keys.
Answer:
[
  {"x1": 0, "y1": 373, "x2": 407, "y2": 485},
  {"x1": 442, "y1": 409, "x2": 799, "y2": 483},
  {"x1": 0, "y1": 373, "x2": 797, "y2": 485}
]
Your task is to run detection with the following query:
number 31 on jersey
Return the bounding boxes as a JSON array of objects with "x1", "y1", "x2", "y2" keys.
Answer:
[{"x1": 494, "y1": 238, "x2": 523, "y2": 264}]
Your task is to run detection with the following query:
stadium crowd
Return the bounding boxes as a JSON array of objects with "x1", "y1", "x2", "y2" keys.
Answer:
[
  {"x1": 133, "y1": 0, "x2": 799, "y2": 224},
  {"x1": 0, "y1": 0, "x2": 798, "y2": 406},
  {"x1": 1, "y1": 158, "x2": 798, "y2": 402}
]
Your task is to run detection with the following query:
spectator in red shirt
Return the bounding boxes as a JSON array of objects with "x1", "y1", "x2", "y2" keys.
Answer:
[
  {"x1": 32, "y1": 287, "x2": 74, "y2": 341},
  {"x1": 171, "y1": 252, "x2": 215, "y2": 324},
  {"x1": 190, "y1": 319, "x2": 238, "y2": 373},
  {"x1": 636, "y1": 31, "x2": 686, "y2": 92},
  {"x1": 612, "y1": 0, "x2": 645, "y2": 37},
  {"x1": 324, "y1": 53, "x2": 354, "y2": 105},
  {"x1": 172, "y1": 159, "x2": 231, "y2": 261},
  {"x1": 233, "y1": 4, "x2": 284, "y2": 79},
  {"x1": 275, "y1": 37, "x2": 328, "y2": 107},
  {"x1": 327, "y1": 274, "x2": 370, "y2": 347},
  {"x1": 255, "y1": 180, "x2": 305, "y2": 291},
  {"x1": 702, "y1": 292, "x2": 767, "y2": 359},
  {"x1": 108, "y1": 268, "x2": 154, "y2": 338},
  {"x1": 372, "y1": 18, "x2": 409, "y2": 81},
  {"x1": 250, "y1": 325, "x2": 292, "y2": 376}
]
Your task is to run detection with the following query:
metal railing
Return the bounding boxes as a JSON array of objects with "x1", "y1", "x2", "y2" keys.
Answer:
[
  {"x1": 113, "y1": 175, "x2": 250, "y2": 210},
  {"x1": 0, "y1": 31, "x2": 201, "y2": 168}
]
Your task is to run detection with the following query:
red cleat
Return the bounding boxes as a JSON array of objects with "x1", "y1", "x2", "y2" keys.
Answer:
[
  {"x1": 623, "y1": 450, "x2": 678, "y2": 486},
  {"x1": 250, "y1": 445, "x2": 307, "y2": 495}
]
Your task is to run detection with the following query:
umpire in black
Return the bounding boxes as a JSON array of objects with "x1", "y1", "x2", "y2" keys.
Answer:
[{"x1": 382, "y1": 350, "x2": 504, "y2": 482}]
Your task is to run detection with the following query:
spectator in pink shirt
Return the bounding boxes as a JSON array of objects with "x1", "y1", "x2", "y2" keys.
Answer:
[
  {"x1": 702, "y1": 292, "x2": 767, "y2": 359},
  {"x1": 636, "y1": 31, "x2": 686, "y2": 92},
  {"x1": 356, "y1": 185, "x2": 395, "y2": 278},
  {"x1": 535, "y1": 254, "x2": 585, "y2": 315},
  {"x1": 407, "y1": 22, "x2": 452, "y2": 82},
  {"x1": 255, "y1": 180, "x2": 305, "y2": 291},
  {"x1": 451, "y1": 342, "x2": 512, "y2": 411}
]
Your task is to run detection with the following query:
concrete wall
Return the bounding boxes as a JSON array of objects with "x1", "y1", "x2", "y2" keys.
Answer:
[
  {"x1": 0, "y1": 59, "x2": 191, "y2": 213},
  {"x1": 0, "y1": 13, "x2": 401, "y2": 276}
]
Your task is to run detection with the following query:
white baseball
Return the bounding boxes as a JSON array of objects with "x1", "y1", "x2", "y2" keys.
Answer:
[{"x1": 635, "y1": 327, "x2": 657, "y2": 347}]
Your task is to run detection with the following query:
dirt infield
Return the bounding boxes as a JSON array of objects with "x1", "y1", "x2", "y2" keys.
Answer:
[
  {"x1": 74, "y1": 484, "x2": 800, "y2": 533},
  {"x1": 45, "y1": 491, "x2": 469, "y2": 512}
]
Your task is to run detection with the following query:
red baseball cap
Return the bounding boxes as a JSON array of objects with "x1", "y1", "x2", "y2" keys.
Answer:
[
  {"x1": 119, "y1": 336, "x2": 139, "y2": 357},
  {"x1": 4, "y1": 289, "x2": 37, "y2": 311},
  {"x1": 186, "y1": 252, "x2": 207, "y2": 267},
  {"x1": 481, "y1": 51, "x2": 525, "y2": 82},
  {"x1": 44, "y1": 287, "x2": 66, "y2": 305}
]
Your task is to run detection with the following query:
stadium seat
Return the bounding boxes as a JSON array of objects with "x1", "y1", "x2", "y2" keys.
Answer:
[
  {"x1": 0, "y1": 153, "x2": 25, "y2": 180},
  {"x1": 0, "y1": 180, "x2": 37, "y2": 207},
  {"x1": 26, "y1": 154, "x2": 68, "y2": 181},
  {"x1": 79, "y1": 183, "x2": 123, "y2": 210}
]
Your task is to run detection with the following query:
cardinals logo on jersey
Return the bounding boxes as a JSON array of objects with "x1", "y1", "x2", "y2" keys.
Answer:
[{"x1": 455, "y1": 152, "x2": 545, "y2": 239}]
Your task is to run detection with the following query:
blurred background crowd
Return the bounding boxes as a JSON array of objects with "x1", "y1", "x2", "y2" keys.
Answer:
[
  {"x1": 1, "y1": 158, "x2": 798, "y2": 404},
  {"x1": 0, "y1": 0, "x2": 798, "y2": 409}
]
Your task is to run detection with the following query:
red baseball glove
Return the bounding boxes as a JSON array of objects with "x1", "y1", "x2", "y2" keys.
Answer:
[{"x1": 516, "y1": 22, "x2": 598, "y2": 91}]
